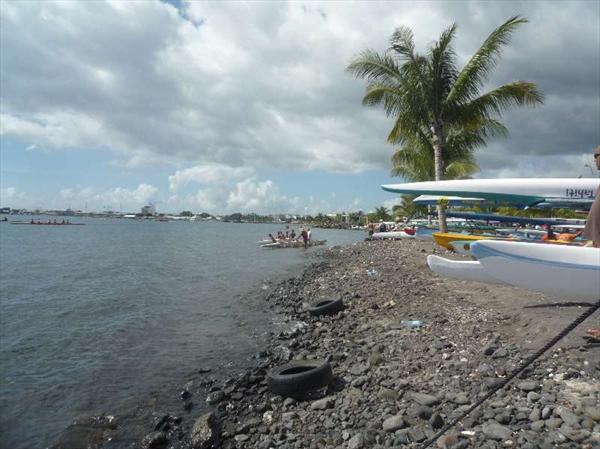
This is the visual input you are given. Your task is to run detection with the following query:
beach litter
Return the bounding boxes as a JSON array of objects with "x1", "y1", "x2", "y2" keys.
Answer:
[{"x1": 401, "y1": 319, "x2": 425, "y2": 328}]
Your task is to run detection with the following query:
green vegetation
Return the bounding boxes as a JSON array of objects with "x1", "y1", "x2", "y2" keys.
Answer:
[
  {"x1": 371, "y1": 206, "x2": 390, "y2": 222},
  {"x1": 480, "y1": 206, "x2": 586, "y2": 219},
  {"x1": 348, "y1": 16, "x2": 544, "y2": 232},
  {"x1": 222, "y1": 213, "x2": 275, "y2": 223},
  {"x1": 392, "y1": 195, "x2": 428, "y2": 221}
]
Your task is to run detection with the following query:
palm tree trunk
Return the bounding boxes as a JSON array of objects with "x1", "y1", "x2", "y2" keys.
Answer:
[{"x1": 431, "y1": 122, "x2": 448, "y2": 233}]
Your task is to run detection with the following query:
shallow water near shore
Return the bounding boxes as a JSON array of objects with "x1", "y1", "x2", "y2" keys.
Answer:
[{"x1": 0, "y1": 218, "x2": 362, "y2": 449}]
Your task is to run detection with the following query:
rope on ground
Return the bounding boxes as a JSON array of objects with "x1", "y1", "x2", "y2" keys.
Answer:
[{"x1": 420, "y1": 299, "x2": 600, "y2": 449}]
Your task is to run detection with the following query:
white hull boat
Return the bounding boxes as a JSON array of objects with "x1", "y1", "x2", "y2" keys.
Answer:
[
  {"x1": 382, "y1": 178, "x2": 598, "y2": 207},
  {"x1": 427, "y1": 255, "x2": 506, "y2": 284},
  {"x1": 261, "y1": 239, "x2": 327, "y2": 249},
  {"x1": 449, "y1": 241, "x2": 476, "y2": 255},
  {"x1": 371, "y1": 231, "x2": 415, "y2": 240},
  {"x1": 470, "y1": 241, "x2": 600, "y2": 301}
]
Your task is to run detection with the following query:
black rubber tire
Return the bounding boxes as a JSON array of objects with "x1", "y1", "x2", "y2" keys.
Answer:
[
  {"x1": 267, "y1": 360, "x2": 334, "y2": 396},
  {"x1": 308, "y1": 298, "x2": 344, "y2": 316}
]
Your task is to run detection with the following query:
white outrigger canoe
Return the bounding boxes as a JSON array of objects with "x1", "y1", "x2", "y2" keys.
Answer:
[
  {"x1": 371, "y1": 231, "x2": 415, "y2": 240},
  {"x1": 470, "y1": 241, "x2": 600, "y2": 301},
  {"x1": 449, "y1": 241, "x2": 475, "y2": 255},
  {"x1": 261, "y1": 239, "x2": 327, "y2": 249},
  {"x1": 382, "y1": 178, "x2": 598, "y2": 207},
  {"x1": 427, "y1": 255, "x2": 506, "y2": 284}
]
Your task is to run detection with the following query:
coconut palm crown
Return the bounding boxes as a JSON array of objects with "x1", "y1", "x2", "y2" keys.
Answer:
[{"x1": 347, "y1": 16, "x2": 544, "y2": 231}]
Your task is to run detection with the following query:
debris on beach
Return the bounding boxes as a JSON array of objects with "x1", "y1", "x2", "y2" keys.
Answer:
[{"x1": 182, "y1": 240, "x2": 597, "y2": 449}]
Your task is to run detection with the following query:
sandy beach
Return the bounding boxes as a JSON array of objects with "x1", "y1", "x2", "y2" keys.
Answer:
[{"x1": 116, "y1": 238, "x2": 598, "y2": 449}]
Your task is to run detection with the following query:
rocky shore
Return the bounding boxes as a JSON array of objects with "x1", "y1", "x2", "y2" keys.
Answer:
[{"x1": 54, "y1": 239, "x2": 599, "y2": 449}]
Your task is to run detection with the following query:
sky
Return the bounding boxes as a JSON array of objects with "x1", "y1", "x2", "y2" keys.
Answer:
[{"x1": 1, "y1": 0, "x2": 599, "y2": 214}]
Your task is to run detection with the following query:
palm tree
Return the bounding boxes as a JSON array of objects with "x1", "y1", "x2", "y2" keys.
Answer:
[
  {"x1": 347, "y1": 16, "x2": 544, "y2": 232},
  {"x1": 393, "y1": 195, "x2": 427, "y2": 221},
  {"x1": 390, "y1": 128, "x2": 481, "y2": 181},
  {"x1": 391, "y1": 130, "x2": 481, "y2": 224},
  {"x1": 372, "y1": 206, "x2": 390, "y2": 221}
]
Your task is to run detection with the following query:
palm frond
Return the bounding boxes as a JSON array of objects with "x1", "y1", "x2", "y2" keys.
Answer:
[
  {"x1": 445, "y1": 159, "x2": 479, "y2": 180},
  {"x1": 428, "y1": 23, "x2": 458, "y2": 116},
  {"x1": 389, "y1": 26, "x2": 416, "y2": 60},
  {"x1": 448, "y1": 15, "x2": 528, "y2": 103},
  {"x1": 459, "y1": 81, "x2": 544, "y2": 120},
  {"x1": 346, "y1": 50, "x2": 401, "y2": 84}
]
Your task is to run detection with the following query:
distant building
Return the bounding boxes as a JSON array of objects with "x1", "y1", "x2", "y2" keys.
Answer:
[
  {"x1": 141, "y1": 204, "x2": 156, "y2": 216},
  {"x1": 0, "y1": 207, "x2": 10, "y2": 214}
]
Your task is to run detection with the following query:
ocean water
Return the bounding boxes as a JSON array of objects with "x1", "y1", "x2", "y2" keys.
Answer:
[{"x1": 0, "y1": 218, "x2": 362, "y2": 449}]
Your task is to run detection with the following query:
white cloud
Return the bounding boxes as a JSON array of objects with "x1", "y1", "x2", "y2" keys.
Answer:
[
  {"x1": 0, "y1": 112, "x2": 105, "y2": 150},
  {"x1": 0, "y1": 187, "x2": 27, "y2": 205},
  {"x1": 57, "y1": 184, "x2": 158, "y2": 211},
  {"x1": 383, "y1": 197, "x2": 402, "y2": 211},
  {"x1": 0, "y1": 0, "x2": 598, "y2": 194},
  {"x1": 170, "y1": 174, "x2": 301, "y2": 215},
  {"x1": 226, "y1": 177, "x2": 299, "y2": 213},
  {"x1": 168, "y1": 163, "x2": 253, "y2": 190},
  {"x1": 478, "y1": 152, "x2": 598, "y2": 179}
]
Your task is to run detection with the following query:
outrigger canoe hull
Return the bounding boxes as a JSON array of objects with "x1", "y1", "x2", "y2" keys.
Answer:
[
  {"x1": 427, "y1": 255, "x2": 506, "y2": 284},
  {"x1": 470, "y1": 241, "x2": 600, "y2": 301},
  {"x1": 371, "y1": 231, "x2": 415, "y2": 240},
  {"x1": 382, "y1": 178, "x2": 598, "y2": 207},
  {"x1": 433, "y1": 232, "x2": 494, "y2": 250},
  {"x1": 262, "y1": 240, "x2": 327, "y2": 249}
]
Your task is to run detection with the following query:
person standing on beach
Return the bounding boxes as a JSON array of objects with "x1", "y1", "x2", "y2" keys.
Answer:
[
  {"x1": 299, "y1": 228, "x2": 309, "y2": 248},
  {"x1": 367, "y1": 221, "x2": 374, "y2": 238},
  {"x1": 583, "y1": 145, "x2": 600, "y2": 247}
]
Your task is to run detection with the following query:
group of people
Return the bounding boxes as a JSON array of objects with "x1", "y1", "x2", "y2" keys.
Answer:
[
  {"x1": 30, "y1": 219, "x2": 70, "y2": 225},
  {"x1": 268, "y1": 227, "x2": 312, "y2": 248},
  {"x1": 367, "y1": 220, "x2": 413, "y2": 237},
  {"x1": 541, "y1": 226, "x2": 582, "y2": 242}
]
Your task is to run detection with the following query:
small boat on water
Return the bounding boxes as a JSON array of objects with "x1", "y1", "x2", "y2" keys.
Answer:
[
  {"x1": 261, "y1": 239, "x2": 327, "y2": 249},
  {"x1": 10, "y1": 221, "x2": 85, "y2": 226}
]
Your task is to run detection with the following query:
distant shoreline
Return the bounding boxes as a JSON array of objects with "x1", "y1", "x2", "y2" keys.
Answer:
[{"x1": 1, "y1": 212, "x2": 366, "y2": 230}]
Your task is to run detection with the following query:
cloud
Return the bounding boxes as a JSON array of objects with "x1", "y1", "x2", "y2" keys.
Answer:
[
  {"x1": 0, "y1": 0, "x2": 598, "y2": 184},
  {"x1": 58, "y1": 184, "x2": 158, "y2": 211},
  {"x1": 479, "y1": 152, "x2": 598, "y2": 179},
  {"x1": 167, "y1": 163, "x2": 301, "y2": 214},
  {"x1": 167, "y1": 163, "x2": 293, "y2": 213},
  {"x1": 0, "y1": 187, "x2": 27, "y2": 205},
  {"x1": 226, "y1": 177, "x2": 299, "y2": 213},
  {"x1": 382, "y1": 197, "x2": 402, "y2": 212},
  {"x1": 168, "y1": 163, "x2": 253, "y2": 190}
]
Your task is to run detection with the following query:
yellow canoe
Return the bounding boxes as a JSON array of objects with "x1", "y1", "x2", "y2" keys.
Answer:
[
  {"x1": 432, "y1": 232, "x2": 497, "y2": 250},
  {"x1": 433, "y1": 232, "x2": 580, "y2": 251}
]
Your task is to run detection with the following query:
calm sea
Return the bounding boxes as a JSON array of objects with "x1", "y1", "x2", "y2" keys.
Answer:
[{"x1": 0, "y1": 217, "x2": 362, "y2": 449}]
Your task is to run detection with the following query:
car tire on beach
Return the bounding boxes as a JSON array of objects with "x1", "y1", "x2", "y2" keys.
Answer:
[
  {"x1": 267, "y1": 360, "x2": 334, "y2": 396},
  {"x1": 307, "y1": 298, "x2": 344, "y2": 316}
]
